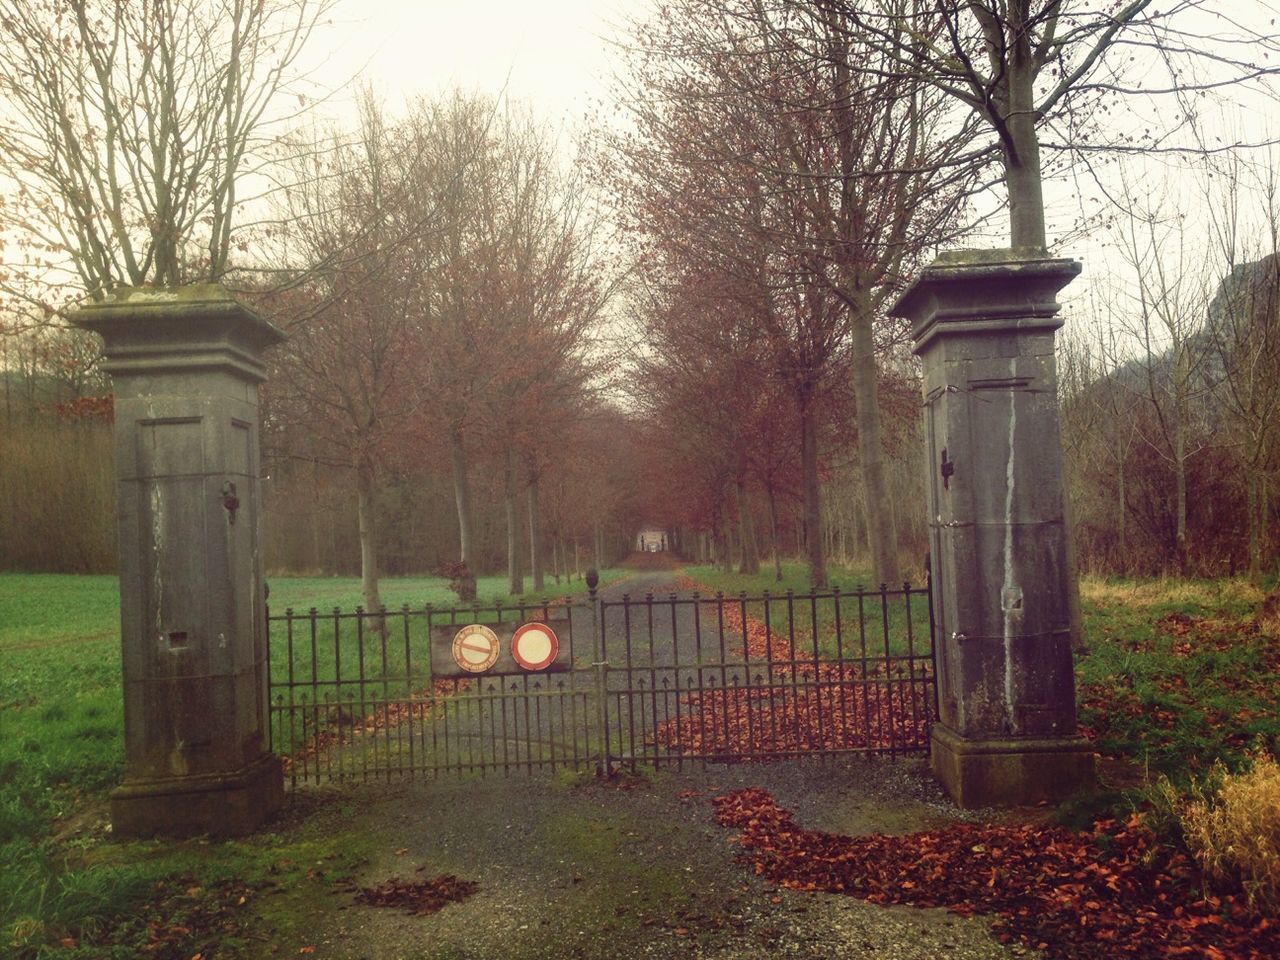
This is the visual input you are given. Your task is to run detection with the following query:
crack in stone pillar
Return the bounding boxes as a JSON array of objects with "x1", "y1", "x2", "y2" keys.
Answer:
[{"x1": 892, "y1": 251, "x2": 1095, "y2": 808}]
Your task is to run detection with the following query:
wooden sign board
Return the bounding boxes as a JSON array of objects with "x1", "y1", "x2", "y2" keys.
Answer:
[{"x1": 429, "y1": 619, "x2": 573, "y2": 679}]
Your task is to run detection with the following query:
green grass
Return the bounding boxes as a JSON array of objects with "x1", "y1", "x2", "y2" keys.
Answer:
[
  {"x1": 688, "y1": 564, "x2": 1280, "y2": 785},
  {"x1": 684, "y1": 561, "x2": 932, "y2": 660},
  {"x1": 267, "y1": 568, "x2": 625, "y2": 613},
  {"x1": 0, "y1": 567, "x2": 626, "y2": 957},
  {"x1": 1075, "y1": 575, "x2": 1280, "y2": 782}
]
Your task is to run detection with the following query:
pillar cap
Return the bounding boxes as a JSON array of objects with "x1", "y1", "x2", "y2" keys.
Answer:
[
  {"x1": 72, "y1": 284, "x2": 286, "y2": 382},
  {"x1": 892, "y1": 249, "x2": 1081, "y2": 355}
]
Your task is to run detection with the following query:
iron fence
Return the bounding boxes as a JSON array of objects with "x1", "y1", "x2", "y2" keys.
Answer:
[
  {"x1": 266, "y1": 598, "x2": 597, "y2": 787},
  {"x1": 266, "y1": 579, "x2": 936, "y2": 785},
  {"x1": 598, "y1": 583, "x2": 936, "y2": 770}
]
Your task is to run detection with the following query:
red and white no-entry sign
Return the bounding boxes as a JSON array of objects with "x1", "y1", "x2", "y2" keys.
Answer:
[
  {"x1": 510, "y1": 622, "x2": 560, "y2": 671},
  {"x1": 452, "y1": 624, "x2": 500, "y2": 673}
]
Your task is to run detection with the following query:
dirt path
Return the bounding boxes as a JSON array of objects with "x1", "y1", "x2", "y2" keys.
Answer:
[{"x1": 271, "y1": 758, "x2": 1019, "y2": 960}]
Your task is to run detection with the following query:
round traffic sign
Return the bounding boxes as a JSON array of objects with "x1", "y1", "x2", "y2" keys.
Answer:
[
  {"x1": 452, "y1": 624, "x2": 500, "y2": 673},
  {"x1": 510, "y1": 622, "x2": 559, "y2": 671}
]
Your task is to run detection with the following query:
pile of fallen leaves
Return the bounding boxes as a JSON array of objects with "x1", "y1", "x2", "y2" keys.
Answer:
[
  {"x1": 713, "y1": 787, "x2": 1279, "y2": 959},
  {"x1": 352, "y1": 874, "x2": 478, "y2": 916},
  {"x1": 653, "y1": 590, "x2": 933, "y2": 757}
]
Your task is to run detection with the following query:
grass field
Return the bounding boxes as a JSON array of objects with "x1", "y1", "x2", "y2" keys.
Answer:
[
  {"x1": 683, "y1": 562, "x2": 931, "y2": 660},
  {"x1": 0, "y1": 568, "x2": 625, "y2": 958}
]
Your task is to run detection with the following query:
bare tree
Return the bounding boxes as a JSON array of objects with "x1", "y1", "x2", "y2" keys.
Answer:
[
  {"x1": 1110, "y1": 171, "x2": 1219, "y2": 573},
  {"x1": 609, "y1": 0, "x2": 971, "y2": 586},
  {"x1": 265, "y1": 94, "x2": 445, "y2": 619},
  {"x1": 0, "y1": 0, "x2": 333, "y2": 314},
  {"x1": 1206, "y1": 158, "x2": 1280, "y2": 582},
  {"x1": 812, "y1": 1, "x2": 1280, "y2": 248}
]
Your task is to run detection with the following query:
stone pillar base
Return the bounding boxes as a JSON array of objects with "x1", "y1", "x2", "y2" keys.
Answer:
[
  {"x1": 111, "y1": 754, "x2": 284, "y2": 839},
  {"x1": 931, "y1": 724, "x2": 1095, "y2": 809}
]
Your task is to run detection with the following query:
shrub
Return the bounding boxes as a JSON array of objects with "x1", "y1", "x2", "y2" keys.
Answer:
[{"x1": 1179, "y1": 750, "x2": 1280, "y2": 913}]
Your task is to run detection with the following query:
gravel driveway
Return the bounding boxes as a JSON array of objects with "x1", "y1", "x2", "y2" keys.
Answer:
[{"x1": 280, "y1": 756, "x2": 1022, "y2": 960}]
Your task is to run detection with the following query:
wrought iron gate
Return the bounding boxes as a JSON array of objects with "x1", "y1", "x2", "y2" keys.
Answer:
[{"x1": 267, "y1": 578, "x2": 936, "y2": 787}]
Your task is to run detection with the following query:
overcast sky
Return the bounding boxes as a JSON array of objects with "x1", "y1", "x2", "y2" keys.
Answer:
[{"x1": 303, "y1": 0, "x2": 647, "y2": 128}]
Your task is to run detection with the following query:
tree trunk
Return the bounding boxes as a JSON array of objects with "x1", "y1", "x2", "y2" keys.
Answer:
[
  {"x1": 527, "y1": 471, "x2": 544, "y2": 592},
  {"x1": 505, "y1": 446, "x2": 523, "y2": 595},
  {"x1": 766, "y1": 480, "x2": 783, "y2": 582},
  {"x1": 1117, "y1": 458, "x2": 1127, "y2": 570},
  {"x1": 450, "y1": 426, "x2": 474, "y2": 572},
  {"x1": 1248, "y1": 472, "x2": 1262, "y2": 584},
  {"x1": 1003, "y1": 68, "x2": 1047, "y2": 250},
  {"x1": 1174, "y1": 400, "x2": 1189, "y2": 575},
  {"x1": 355, "y1": 454, "x2": 384, "y2": 630},
  {"x1": 800, "y1": 391, "x2": 827, "y2": 589},
  {"x1": 736, "y1": 478, "x2": 760, "y2": 574},
  {"x1": 594, "y1": 517, "x2": 605, "y2": 570}
]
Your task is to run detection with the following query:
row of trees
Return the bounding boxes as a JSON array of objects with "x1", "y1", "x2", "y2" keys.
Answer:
[
  {"x1": 603, "y1": 0, "x2": 1280, "y2": 588},
  {"x1": 602, "y1": 0, "x2": 974, "y2": 589},
  {"x1": 258, "y1": 92, "x2": 626, "y2": 607},
  {"x1": 0, "y1": 1, "x2": 647, "y2": 590},
  {"x1": 1060, "y1": 162, "x2": 1280, "y2": 580}
]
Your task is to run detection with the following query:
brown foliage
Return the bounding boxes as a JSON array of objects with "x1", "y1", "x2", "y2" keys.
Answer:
[
  {"x1": 352, "y1": 874, "x2": 478, "y2": 916},
  {"x1": 713, "y1": 788, "x2": 1280, "y2": 959}
]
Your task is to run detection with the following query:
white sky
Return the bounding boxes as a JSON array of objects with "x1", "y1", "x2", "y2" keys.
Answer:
[{"x1": 301, "y1": 0, "x2": 648, "y2": 129}]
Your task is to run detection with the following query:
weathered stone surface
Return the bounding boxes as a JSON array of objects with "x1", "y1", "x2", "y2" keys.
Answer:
[
  {"x1": 110, "y1": 753, "x2": 284, "y2": 838},
  {"x1": 74, "y1": 285, "x2": 286, "y2": 837},
  {"x1": 930, "y1": 725, "x2": 1095, "y2": 809},
  {"x1": 893, "y1": 251, "x2": 1094, "y2": 807}
]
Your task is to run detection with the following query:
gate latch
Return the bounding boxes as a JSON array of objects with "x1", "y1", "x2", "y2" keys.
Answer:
[
  {"x1": 221, "y1": 480, "x2": 240, "y2": 525},
  {"x1": 940, "y1": 448, "x2": 955, "y2": 490}
]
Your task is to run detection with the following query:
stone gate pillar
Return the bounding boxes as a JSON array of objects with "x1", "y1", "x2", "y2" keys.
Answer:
[
  {"x1": 891, "y1": 250, "x2": 1094, "y2": 808},
  {"x1": 74, "y1": 285, "x2": 285, "y2": 837}
]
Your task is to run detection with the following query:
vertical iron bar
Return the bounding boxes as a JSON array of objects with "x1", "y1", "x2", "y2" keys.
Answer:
[
  {"x1": 428, "y1": 607, "x2": 440, "y2": 773},
  {"x1": 332, "y1": 609, "x2": 342, "y2": 783},
  {"x1": 763, "y1": 592, "x2": 779, "y2": 759},
  {"x1": 881, "y1": 584, "x2": 894, "y2": 756},
  {"x1": 623, "y1": 596, "x2": 636, "y2": 769},
  {"x1": 833, "y1": 589, "x2": 848, "y2": 750},
  {"x1": 786, "y1": 590, "x2": 800, "y2": 757},
  {"x1": 671, "y1": 593, "x2": 684, "y2": 770},
  {"x1": 380, "y1": 607, "x2": 391, "y2": 781},
  {"x1": 858, "y1": 588, "x2": 872, "y2": 752},
  {"x1": 403, "y1": 606, "x2": 413, "y2": 779},
  {"x1": 810, "y1": 592, "x2": 824, "y2": 757},
  {"x1": 356, "y1": 607, "x2": 368, "y2": 782},
  {"x1": 903, "y1": 583, "x2": 920, "y2": 748},
  {"x1": 739, "y1": 594, "x2": 753, "y2": 754},
  {"x1": 590, "y1": 574, "x2": 608, "y2": 776},
  {"x1": 716, "y1": 593, "x2": 729, "y2": 757}
]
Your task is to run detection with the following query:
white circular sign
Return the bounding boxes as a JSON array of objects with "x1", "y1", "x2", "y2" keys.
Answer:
[
  {"x1": 511, "y1": 623, "x2": 559, "y2": 671},
  {"x1": 452, "y1": 624, "x2": 500, "y2": 673}
]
